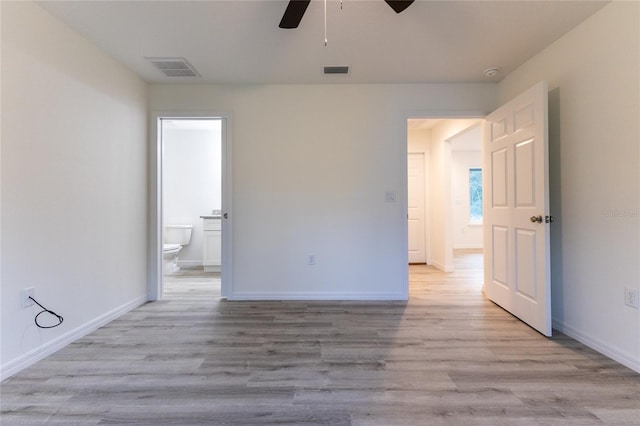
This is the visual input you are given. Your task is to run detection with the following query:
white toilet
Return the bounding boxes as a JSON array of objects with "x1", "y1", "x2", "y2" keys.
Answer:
[{"x1": 163, "y1": 224, "x2": 193, "y2": 274}]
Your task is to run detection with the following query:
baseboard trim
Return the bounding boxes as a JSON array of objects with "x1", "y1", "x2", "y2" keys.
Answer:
[
  {"x1": 431, "y1": 260, "x2": 454, "y2": 272},
  {"x1": 552, "y1": 318, "x2": 640, "y2": 373},
  {"x1": 228, "y1": 291, "x2": 408, "y2": 301},
  {"x1": 177, "y1": 260, "x2": 202, "y2": 268},
  {"x1": 0, "y1": 296, "x2": 147, "y2": 381}
]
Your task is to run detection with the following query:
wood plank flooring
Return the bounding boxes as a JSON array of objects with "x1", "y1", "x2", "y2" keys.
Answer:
[{"x1": 2, "y1": 251, "x2": 639, "y2": 425}]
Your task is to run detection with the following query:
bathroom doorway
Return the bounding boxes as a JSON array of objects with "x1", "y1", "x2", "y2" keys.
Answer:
[{"x1": 150, "y1": 114, "x2": 232, "y2": 301}]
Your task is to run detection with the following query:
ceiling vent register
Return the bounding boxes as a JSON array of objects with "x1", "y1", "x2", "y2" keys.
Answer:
[
  {"x1": 323, "y1": 66, "x2": 350, "y2": 75},
  {"x1": 146, "y1": 57, "x2": 200, "y2": 77}
]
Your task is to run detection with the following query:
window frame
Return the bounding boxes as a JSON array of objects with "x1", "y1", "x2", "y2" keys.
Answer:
[{"x1": 468, "y1": 167, "x2": 483, "y2": 225}]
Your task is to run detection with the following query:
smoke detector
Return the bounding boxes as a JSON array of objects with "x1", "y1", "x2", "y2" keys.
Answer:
[
  {"x1": 146, "y1": 57, "x2": 200, "y2": 78},
  {"x1": 483, "y1": 67, "x2": 500, "y2": 78}
]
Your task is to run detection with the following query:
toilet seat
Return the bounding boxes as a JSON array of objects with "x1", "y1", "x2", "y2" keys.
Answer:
[{"x1": 163, "y1": 243, "x2": 181, "y2": 252}]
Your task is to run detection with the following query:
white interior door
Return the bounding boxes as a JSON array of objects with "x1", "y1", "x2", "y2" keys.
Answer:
[
  {"x1": 483, "y1": 81, "x2": 551, "y2": 336},
  {"x1": 408, "y1": 153, "x2": 426, "y2": 263}
]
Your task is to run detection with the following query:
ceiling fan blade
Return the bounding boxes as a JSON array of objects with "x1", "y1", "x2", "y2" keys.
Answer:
[
  {"x1": 384, "y1": 0, "x2": 414, "y2": 14},
  {"x1": 279, "y1": 0, "x2": 311, "y2": 29}
]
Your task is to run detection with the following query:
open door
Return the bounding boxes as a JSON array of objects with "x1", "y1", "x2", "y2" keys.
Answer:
[{"x1": 483, "y1": 81, "x2": 551, "y2": 336}]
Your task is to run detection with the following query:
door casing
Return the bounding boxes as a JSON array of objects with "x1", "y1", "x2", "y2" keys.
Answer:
[{"x1": 148, "y1": 112, "x2": 233, "y2": 301}]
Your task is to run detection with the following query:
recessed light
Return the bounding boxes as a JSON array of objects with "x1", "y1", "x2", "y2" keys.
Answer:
[{"x1": 483, "y1": 67, "x2": 500, "y2": 78}]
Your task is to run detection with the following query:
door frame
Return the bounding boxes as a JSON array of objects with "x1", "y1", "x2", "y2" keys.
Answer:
[{"x1": 148, "y1": 111, "x2": 233, "y2": 301}]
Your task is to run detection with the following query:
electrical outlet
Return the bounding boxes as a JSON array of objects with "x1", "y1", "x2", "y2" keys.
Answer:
[
  {"x1": 307, "y1": 254, "x2": 316, "y2": 266},
  {"x1": 624, "y1": 287, "x2": 639, "y2": 309},
  {"x1": 21, "y1": 288, "x2": 35, "y2": 308}
]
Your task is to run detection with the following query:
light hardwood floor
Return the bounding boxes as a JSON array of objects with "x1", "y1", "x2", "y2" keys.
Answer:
[{"x1": 2, "y1": 251, "x2": 639, "y2": 425}]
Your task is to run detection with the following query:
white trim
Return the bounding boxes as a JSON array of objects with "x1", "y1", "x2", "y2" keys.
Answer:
[
  {"x1": 406, "y1": 110, "x2": 489, "y2": 120},
  {"x1": 553, "y1": 319, "x2": 640, "y2": 373},
  {"x1": 453, "y1": 244, "x2": 483, "y2": 250},
  {"x1": 148, "y1": 115, "x2": 162, "y2": 301},
  {"x1": 0, "y1": 296, "x2": 147, "y2": 381},
  {"x1": 228, "y1": 292, "x2": 408, "y2": 301},
  {"x1": 176, "y1": 260, "x2": 203, "y2": 268},
  {"x1": 399, "y1": 123, "x2": 410, "y2": 301},
  {"x1": 220, "y1": 117, "x2": 232, "y2": 299},
  {"x1": 430, "y1": 260, "x2": 455, "y2": 273},
  {"x1": 149, "y1": 112, "x2": 232, "y2": 301}
]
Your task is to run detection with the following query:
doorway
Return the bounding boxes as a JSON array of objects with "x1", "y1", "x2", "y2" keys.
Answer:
[
  {"x1": 405, "y1": 81, "x2": 551, "y2": 336},
  {"x1": 407, "y1": 118, "x2": 483, "y2": 272},
  {"x1": 149, "y1": 114, "x2": 232, "y2": 301},
  {"x1": 448, "y1": 122, "x2": 483, "y2": 254}
]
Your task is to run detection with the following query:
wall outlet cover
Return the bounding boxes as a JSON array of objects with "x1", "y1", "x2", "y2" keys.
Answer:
[
  {"x1": 21, "y1": 288, "x2": 35, "y2": 308},
  {"x1": 624, "y1": 287, "x2": 639, "y2": 309}
]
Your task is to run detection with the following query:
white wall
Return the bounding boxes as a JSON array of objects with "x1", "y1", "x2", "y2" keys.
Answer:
[
  {"x1": 150, "y1": 84, "x2": 497, "y2": 299},
  {"x1": 451, "y1": 150, "x2": 483, "y2": 249},
  {"x1": 1, "y1": 2, "x2": 148, "y2": 378},
  {"x1": 499, "y1": 2, "x2": 639, "y2": 372},
  {"x1": 408, "y1": 128, "x2": 430, "y2": 154},
  {"x1": 163, "y1": 125, "x2": 221, "y2": 266}
]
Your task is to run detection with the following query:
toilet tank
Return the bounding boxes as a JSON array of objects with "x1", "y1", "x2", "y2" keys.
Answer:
[{"x1": 164, "y1": 224, "x2": 193, "y2": 245}]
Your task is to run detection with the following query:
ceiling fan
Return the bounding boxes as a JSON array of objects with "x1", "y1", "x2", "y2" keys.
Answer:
[{"x1": 279, "y1": 0, "x2": 415, "y2": 29}]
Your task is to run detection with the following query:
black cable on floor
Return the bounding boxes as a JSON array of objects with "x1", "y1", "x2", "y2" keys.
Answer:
[{"x1": 29, "y1": 296, "x2": 64, "y2": 329}]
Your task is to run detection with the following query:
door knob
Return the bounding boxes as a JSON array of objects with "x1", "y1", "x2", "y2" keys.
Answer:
[{"x1": 530, "y1": 215, "x2": 543, "y2": 223}]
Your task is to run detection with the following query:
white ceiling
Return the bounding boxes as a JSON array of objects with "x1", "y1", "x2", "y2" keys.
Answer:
[
  {"x1": 408, "y1": 118, "x2": 443, "y2": 130},
  {"x1": 450, "y1": 122, "x2": 481, "y2": 151},
  {"x1": 408, "y1": 118, "x2": 481, "y2": 149},
  {"x1": 37, "y1": 0, "x2": 607, "y2": 85}
]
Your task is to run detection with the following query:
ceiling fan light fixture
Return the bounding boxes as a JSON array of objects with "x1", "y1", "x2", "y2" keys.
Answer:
[
  {"x1": 279, "y1": 0, "x2": 311, "y2": 29},
  {"x1": 385, "y1": 0, "x2": 415, "y2": 14}
]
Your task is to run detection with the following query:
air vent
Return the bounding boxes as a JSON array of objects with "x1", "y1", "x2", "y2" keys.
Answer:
[
  {"x1": 146, "y1": 57, "x2": 200, "y2": 78},
  {"x1": 323, "y1": 66, "x2": 350, "y2": 75}
]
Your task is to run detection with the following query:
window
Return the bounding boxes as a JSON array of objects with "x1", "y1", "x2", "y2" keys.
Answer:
[{"x1": 469, "y1": 168, "x2": 482, "y2": 223}]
